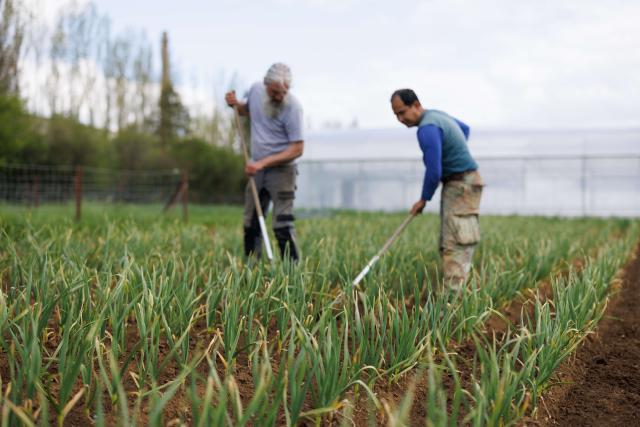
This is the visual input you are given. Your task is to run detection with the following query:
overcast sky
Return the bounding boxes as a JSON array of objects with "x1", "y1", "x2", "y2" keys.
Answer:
[{"x1": 39, "y1": 0, "x2": 640, "y2": 130}]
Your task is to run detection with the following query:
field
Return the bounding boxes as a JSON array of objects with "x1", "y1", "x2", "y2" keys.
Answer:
[{"x1": 0, "y1": 204, "x2": 638, "y2": 426}]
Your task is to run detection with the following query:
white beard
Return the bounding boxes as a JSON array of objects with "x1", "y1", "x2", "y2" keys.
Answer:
[{"x1": 263, "y1": 96, "x2": 288, "y2": 119}]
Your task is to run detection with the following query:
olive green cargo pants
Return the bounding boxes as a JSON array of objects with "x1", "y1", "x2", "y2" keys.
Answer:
[{"x1": 440, "y1": 170, "x2": 483, "y2": 289}]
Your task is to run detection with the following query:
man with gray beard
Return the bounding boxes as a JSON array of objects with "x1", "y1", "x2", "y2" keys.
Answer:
[{"x1": 225, "y1": 63, "x2": 304, "y2": 261}]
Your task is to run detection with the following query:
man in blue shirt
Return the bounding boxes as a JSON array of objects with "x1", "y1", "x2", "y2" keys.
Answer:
[{"x1": 391, "y1": 88, "x2": 483, "y2": 290}]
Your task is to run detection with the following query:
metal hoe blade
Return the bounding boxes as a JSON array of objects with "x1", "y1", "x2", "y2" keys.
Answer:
[{"x1": 352, "y1": 213, "x2": 415, "y2": 286}]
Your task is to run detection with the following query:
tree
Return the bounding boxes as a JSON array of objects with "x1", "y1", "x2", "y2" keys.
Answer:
[
  {"x1": 132, "y1": 34, "x2": 154, "y2": 129},
  {"x1": 46, "y1": 17, "x2": 65, "y2": 115},
  {"x1": 111, "y1": 33, "x2": 132, "y2": 130},
  {"x1": 157, "y1": 31, "x2": 188, "y2": 145},
  {"x1": 62, "y1": 2, "x2": 101, "y2": 120},
  {"x1": 0, "y1": 0, "x2": 24, "y2": 96}
]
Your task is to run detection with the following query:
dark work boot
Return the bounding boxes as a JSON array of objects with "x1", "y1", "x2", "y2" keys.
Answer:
[
  {"x1": 244, "y1": 227, "x2": 262, "y2": 258},
  {"x1": 274, "y1": 226, "x2": 299, "y2": 262}
]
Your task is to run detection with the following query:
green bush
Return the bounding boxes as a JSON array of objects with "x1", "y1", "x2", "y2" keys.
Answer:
[
  {"x1": 44, "y1": 115, "x2": 110, "y2": 167},
  {"x1": 112, "y1": 126, "x2": 169, "y2": 170},
  {"x1": 171, "y1": 137, "x2": 245, "y2": 203},
  {"x1": 0, "y1": 103, "x2": 246, "y2": 203},
  {"x1": 0, "y1": 95, "x2": 45, "y2": 165}
]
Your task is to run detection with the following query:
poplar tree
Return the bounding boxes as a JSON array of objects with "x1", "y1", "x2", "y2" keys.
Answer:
[{"x1": 157, "y1": 31, "x2": 188, "y2": 146}]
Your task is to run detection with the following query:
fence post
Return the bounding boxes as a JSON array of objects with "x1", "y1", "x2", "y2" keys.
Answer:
[
  {"x1": 181, "y1": 169, "x2": 189, "y2": 223},
  {"x1": 75, "y1": 166, "x2": 83, "y2": 221}
]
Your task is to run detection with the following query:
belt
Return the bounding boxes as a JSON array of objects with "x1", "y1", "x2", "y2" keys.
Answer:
[
  {"x1": 265, "y1": 163, "x2": 296, "y2": 171},
  {"x1": 442, "y1": 170, "x2": 475, "y2": 184}
]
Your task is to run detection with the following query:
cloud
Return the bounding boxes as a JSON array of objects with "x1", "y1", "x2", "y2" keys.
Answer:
[{"x1": 24, "y1": 0, "x2": 640, "y2": 129}]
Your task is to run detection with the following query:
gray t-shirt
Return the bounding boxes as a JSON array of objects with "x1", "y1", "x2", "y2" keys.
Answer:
[{"x1": 246, "y1": 82, "x2": 304, "y2": 162}]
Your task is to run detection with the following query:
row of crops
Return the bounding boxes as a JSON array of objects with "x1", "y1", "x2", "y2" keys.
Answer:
[{"x1": 0, "y1": 204, "x2": 637, "y2": 426}]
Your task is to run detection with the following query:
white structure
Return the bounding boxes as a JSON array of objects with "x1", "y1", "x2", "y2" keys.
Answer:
[{"x1": 297, "y1": 128, "x2": 640, "y2": 216}]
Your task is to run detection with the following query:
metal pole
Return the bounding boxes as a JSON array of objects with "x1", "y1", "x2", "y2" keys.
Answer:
[
  {"x1": 33, "y1": 175, "x2": 40, "y2": 208},
  {"x1": 521, "y1": 158, "x2": 527, "y2": 213},
  {"x1": 74, "y1": 166, "x2": 83, "y2": 221},
  {"x1": 182, "y1": 169, "x2": 189, "y2": 223},
  {"x1": 232, "y1": 106, "x2": 274, "y2": 261},
  {"x1": 581, "y1": 155, "x2": 587, "y2": 216}
]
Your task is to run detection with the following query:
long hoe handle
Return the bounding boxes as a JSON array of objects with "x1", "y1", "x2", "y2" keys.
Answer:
[
  {"x1": 352, "y1": 213, "x2": 415, "y2": 286},
  {"x1": 233, "y1": 106, "x2": 274, "y2": 261}
]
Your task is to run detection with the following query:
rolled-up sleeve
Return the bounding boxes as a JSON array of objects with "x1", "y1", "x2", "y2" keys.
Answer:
[{"x1": 285, "y1": 102, "x2": 304, "y2": 142}]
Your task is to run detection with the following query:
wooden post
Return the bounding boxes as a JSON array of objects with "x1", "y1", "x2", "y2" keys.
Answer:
[
  {"x1": 181, "y1": 169, "x2": 188, "y2": 223},
  {"x1": 75, "y1": 166, "x2": 83, "y2": 221}
]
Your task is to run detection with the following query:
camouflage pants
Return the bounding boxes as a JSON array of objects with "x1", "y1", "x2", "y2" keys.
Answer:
[
  {"x1": 440, "y1": 170, "x2": 483, "y2": 289},
  {"x1": 243, "y1": 163, "x2": 299, "y2": 261}
]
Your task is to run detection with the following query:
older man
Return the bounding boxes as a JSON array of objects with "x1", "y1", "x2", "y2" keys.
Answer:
[
  {"x1": 225, "y1": 63, "x2": 304, "y2": 261},
  {"x1": 391, "y1": 88, "x2": 483, "y2": 290}
]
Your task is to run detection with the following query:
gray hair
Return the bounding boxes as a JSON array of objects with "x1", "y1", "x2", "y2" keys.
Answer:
[{"x1": 264, "y1": 62, "x2": 292, "y2": 86}]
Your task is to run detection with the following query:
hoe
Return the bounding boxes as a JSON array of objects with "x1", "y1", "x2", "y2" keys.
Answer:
[
  {"x1": 352, "y1": 212, "x2": 416, "y2": 286},
  {"x1": 233, "y1": 106, "x2": 275, "y2": 262}
]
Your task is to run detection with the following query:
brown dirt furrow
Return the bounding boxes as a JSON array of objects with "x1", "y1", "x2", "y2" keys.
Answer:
[
  {"x1": 535, "y1": 242, "x2": 640, "y2": 426},
  {"x1": 349, "y1": 254, "x2": 594, "y2": 426}
]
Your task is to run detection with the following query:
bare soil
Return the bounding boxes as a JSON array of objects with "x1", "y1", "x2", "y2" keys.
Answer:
[
  {"x1": 349, "y1": 243, "x2": 640, "y2": 427},
  {"x1": 535, "y1": 241, "x2": 640, "y2": 426}
]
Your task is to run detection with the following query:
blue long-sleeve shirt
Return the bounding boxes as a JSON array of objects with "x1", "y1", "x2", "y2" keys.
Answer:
[
  {"x1": 417, "y1": 110, "x2": 477, "y2": 201},
  {"x1": 418, "y1": 126, "x2": 443, "y2": 201}
]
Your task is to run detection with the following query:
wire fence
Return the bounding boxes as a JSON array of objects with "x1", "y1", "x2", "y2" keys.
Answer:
[
  {"x1": 0, "y1": 164, "x2": 188, "y2": 219},
  {"x1": 2, "y1": 155, "x2": 639, "y2": 218},
  {"x1": 296, "y1": 154, "x2": 640, "y2": 217}
]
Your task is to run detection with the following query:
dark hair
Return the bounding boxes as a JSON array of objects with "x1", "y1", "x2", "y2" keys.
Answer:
[{"x1": 390, "y1": 88, "x2": 419, "y2": 106}]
